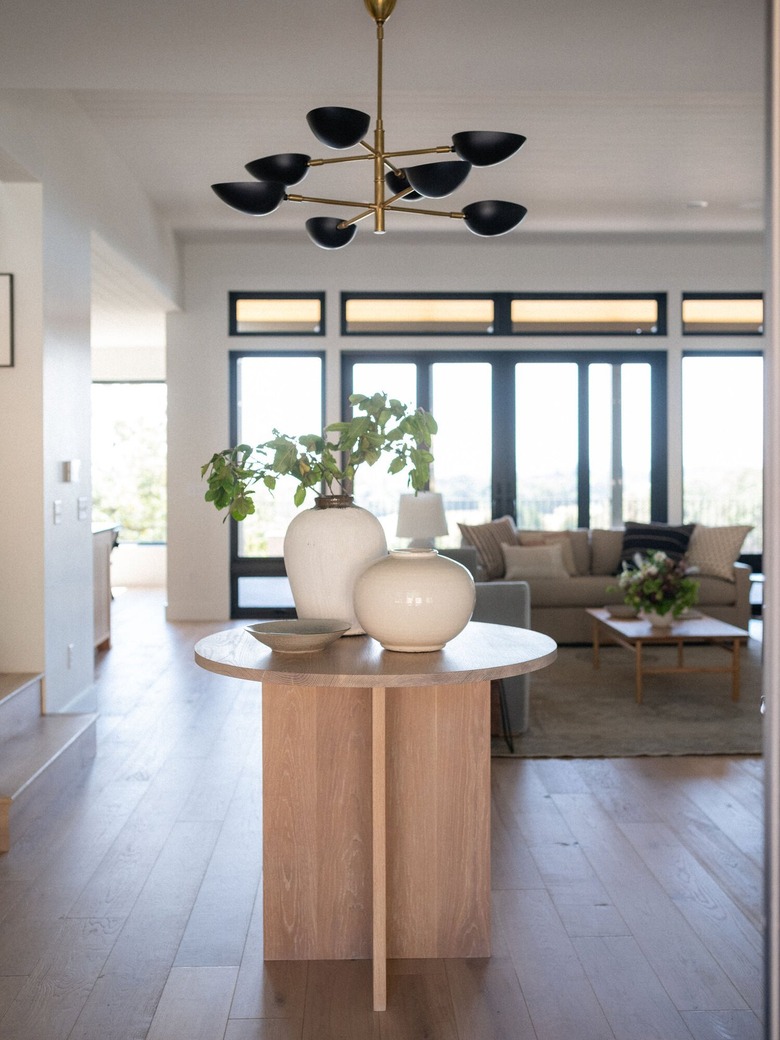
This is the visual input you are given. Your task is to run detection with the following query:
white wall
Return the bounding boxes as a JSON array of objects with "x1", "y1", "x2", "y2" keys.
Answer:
[
  {"x1": 167, "y1": 230, "x2": 764, "y2": 622},
  {"x1": 0, "y1": 91, "x2": 179, "y2": 711},
  {"x1": 0, "y1": 182, "x2": 45, "y2": 670}
]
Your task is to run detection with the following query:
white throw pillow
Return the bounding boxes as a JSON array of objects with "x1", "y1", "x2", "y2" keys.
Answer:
[
  {"x1": 686, "y1": 524, "x2": 752, "y2": 582},
  {"x1": 501, "y1": 542, "x2": 570, "y2": 580}
]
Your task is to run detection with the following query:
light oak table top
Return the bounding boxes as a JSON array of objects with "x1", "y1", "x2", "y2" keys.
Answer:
[{"x1": 194, "y1": 620, "x2": 558, "y2": 688}]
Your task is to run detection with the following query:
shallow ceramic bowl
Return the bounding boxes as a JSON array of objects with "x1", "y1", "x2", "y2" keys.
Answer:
[
  {"x1": 606, "y1": 604, "x2": 639, "y2": 619},
  {"x1": 245, "y1": 619, "x2": 351, "y2": 654}
]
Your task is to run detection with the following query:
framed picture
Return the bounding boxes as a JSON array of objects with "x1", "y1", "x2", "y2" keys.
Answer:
[{"x1": 0, "y1": 274, "x2": 13, "y2": 368}]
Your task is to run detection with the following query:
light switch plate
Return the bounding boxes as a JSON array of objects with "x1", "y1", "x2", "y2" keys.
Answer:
[
  {"x1": 77, "y1": 496, "x2": 89, "y2": 521},
  {"x1": 53, "y1": 499, "x2": 63, "y2": 524}
]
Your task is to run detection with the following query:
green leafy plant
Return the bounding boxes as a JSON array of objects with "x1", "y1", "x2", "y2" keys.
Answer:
[
  {"x1": 202, "y1": 392, "x2": 438, "y2": 520},
  {"x1": 615, "y1": 549, "x2": 699, "y2": 618}
]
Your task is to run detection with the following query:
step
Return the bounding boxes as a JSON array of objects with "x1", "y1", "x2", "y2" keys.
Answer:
[
  {"x1": 0, "y1": 673, "x2": 43, "y2": 739},
  {"x1": 0, "y1": 711, "x2": 97, "y2": 853}
]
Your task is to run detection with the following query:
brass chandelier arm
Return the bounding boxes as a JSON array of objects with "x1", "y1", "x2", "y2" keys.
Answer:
[
  {"x1": 336, "y1": 184, "x2": 415, "y2": 230},
  {"x1": 308, "y1": 153, "x2": 375, "y2": 167},
  {"x1": 383, "y1": 145, "x2": 454, "y2": 160},
  {"x1": 384, "y1": 203, "x2": 466, "y2": 220},
  {"x1": 286, "y1": 193, "x2": 375, "y2": 210}
]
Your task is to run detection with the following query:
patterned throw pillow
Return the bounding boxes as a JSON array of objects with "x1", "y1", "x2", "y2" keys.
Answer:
[
  {"x1": 619, "y1": 521, "x2": 694, "y2": 569},
  {"x1": 686, "y1": 524, "x2": 753, "y2": 582},
  {"x1": 502, "y1": 543, "x2": 570, "y2": 580},
  {"x1": 457, "y1": 515, "x2": 518, "y2": 580}
]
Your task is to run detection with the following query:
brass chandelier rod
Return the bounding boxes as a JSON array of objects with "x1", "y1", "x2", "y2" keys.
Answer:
[{"x1": 210, "y1": 0, "x2": 528, "y2": 248}]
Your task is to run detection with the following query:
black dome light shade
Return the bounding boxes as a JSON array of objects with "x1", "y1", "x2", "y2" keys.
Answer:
[
  {"x1": 306, "y1": 107, "x2": 371, "y2": 149},
  {"x1": 403, "y1": 160, "x2": 471, "y2": 198},
  {"x1": 462, "y1": 200, "x2": 527, "y2": 237},
  {"x1": 305, "y1": 217, "x2": 358, "y2": 249},
  {"x1": 211, "y1": 181, "x2": 286, "y2": 215},
  {"x1": 452, "y1": 131, "x2": 526, "y2": 166},
  {"x1": 384, "y1": 169, "x2": 422, "y2": 201},
  {"x1": 245, "y1": 153, "x2": 311, "y2": 185}
]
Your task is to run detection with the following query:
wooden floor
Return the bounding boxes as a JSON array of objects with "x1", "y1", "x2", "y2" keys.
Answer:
[{"x1": 0, "y1": 588, "x2": 765, "y2": 1040}]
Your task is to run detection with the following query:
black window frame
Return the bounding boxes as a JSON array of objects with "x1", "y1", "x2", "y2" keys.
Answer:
[
  {"x1": 340, "y1": 291, "x2": 667, "y2": 337},
  {"x1": 229, "y1": 348, "x2": 326, "y2": 618},
  {"x1": 229, "y1": 291, "x2": 326, "y2": 337},
  {"x1": 342, "y1": 348, "x2": 669, "y2": 529},
  {"x1": 681, "y1": 292, "x2": 764, "y2": 336}
]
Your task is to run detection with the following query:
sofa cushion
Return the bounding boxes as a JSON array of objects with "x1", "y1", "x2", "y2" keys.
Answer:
[
  {"x1": 458, "y1": 515, "x2": 517, "y2": 580},
  {"x1": 517, "y1": 531, "x2": 579, "y2": 575},
  {"x1": 590, "y1": 529, "x2": 624, "y2": 575},
  {"x1": 524, "y1": 574, "x2": 627, "y2": 608},
  {"x1": 502, "y1": 542, "x2": 570, "y2": 579},
  {"x1": 686, "y1": 524, "x2": 753, "y2": 582},
  {"x1": 620, "y1": 521, "x2": 694, "y2": 567}
]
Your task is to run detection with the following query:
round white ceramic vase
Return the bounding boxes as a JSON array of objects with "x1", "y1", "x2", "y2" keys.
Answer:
[
  {"x1": 353, "y1": 548, "x2": 476, "y2": 652},
  {"x1": 283, "y1": 495, "x2": 387, "y2": 636}
]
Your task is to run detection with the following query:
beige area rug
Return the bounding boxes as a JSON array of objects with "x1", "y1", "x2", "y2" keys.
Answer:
[{"x1": 492, "y1": 634, "x2": 763, "y2": 758}]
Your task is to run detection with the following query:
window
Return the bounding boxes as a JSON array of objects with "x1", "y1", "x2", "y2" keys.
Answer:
[
  {"x1": 342, "y1": 294, "x2": 496, "y2": 335},
  {"x1": 230, "y1": 352, "x2": 324, "y2": 616},
  {"x1": 681, "y1": 294, "x2": 764, "y2": 335},
  {"x1": 342, "y1": 350, "x2": 667, "y2": 538},
  {"x1": 342, "y1": 292, "x2": 667, "y2": 336},
  {"x1": 91, "y1": 382, "x2": 167, "y2": 542},
  {"x1": 682, "y1": 353, "x2": 763, "y2": 554},
  {"x1": 229, "y1": 293, "x2": 325, "y2": 335},
  {"x1": 511, "y1": 294, "x2": 665, "y2": 335}
]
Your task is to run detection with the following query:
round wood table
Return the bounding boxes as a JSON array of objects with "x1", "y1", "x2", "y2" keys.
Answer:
[{"x1": 195, "y1": 621, "x2": 556, "y2": 1011}]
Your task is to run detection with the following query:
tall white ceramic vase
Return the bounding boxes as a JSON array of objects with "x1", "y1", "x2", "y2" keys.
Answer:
[{"x1": 283, "y1": 495, "x2": 387, "y2": 635}]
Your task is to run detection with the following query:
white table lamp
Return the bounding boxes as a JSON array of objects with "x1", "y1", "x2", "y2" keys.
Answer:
[{"x1": 396, "y1": 492, "x2": 448, "y2": 548}]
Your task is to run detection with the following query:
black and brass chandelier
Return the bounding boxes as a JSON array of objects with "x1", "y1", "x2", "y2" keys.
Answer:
[{"x1": 211, "y1": 0, "x2": 527, "y2": 249}]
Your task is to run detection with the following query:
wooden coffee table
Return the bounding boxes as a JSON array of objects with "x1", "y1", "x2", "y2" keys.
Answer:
[{"x1": 586, "y1": 608, "x2": 749, "y2": 705}]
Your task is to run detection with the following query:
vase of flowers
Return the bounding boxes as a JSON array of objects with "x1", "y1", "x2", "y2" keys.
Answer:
[
  {"x1": 616, "y1": 549, "x2": 699, "y2": 626},
  {"x1": 201, "y1": 392, "x2": 438, "y2": 633}
]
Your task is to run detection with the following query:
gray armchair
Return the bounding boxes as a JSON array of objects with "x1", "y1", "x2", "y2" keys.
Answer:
[{"x1": 440, "y1": 547, "x2": 531, "y2": 748}]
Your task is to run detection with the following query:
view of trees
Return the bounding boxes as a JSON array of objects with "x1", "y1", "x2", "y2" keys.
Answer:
[{"x1": 91, "y1": 383, "x2": 167, "y2": 543}]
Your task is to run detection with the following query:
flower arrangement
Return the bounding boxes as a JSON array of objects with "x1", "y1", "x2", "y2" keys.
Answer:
[{"x1": 617, "y1": 549, "x2": 699, "y2": 618}]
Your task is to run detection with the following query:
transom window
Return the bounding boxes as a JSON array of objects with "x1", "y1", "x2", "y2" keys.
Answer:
[
  {"x1": 341, "y1": 292, "x2": 667, "y2": 336},
  {"x1": 229, "y1": 292, "x2": 325, "y2": 335},
  {"x1": 681, "y1": 293, "x2": 764, "y2": 335}
]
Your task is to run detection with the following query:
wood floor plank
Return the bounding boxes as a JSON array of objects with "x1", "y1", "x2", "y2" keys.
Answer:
[
  {"x1": 229, "y1": 885, "x2": 308, "y2": 1021},
  {"x1": 146, "y1": 966, "x2": 238, "y2": 1040},
  {"x1": 68, "y1": 820, "x2": 221, "y2": 1040},
  {"x1": 494, "y1": 887, "x2": 615, "y2": 1039},
  {"x1": 681, "y1": 1008, "x2": 764, "y2": 1040},
  {"x1": 376, "y1": 969, "x2": 459, "y2": 1040},
  {"x1": 573, "y1": 934, "x2": 697, "y2": 1040},
  {"x1": 225, "y1": 1020, "x2": 304, "y2": 1040},
  {"x1": 620, "y1": 820, "x2": 763, "y2": 1012},
  {"x1": 174, "y1": 769, "x2": 263, "y2": 968},
  {"x1": 553, "y1": 791, "x2": 749, "y2": 1013},
  {"x1": 0, "y1": 916, "x2": 122, "y2": 1040},
  {"x1": 301, "y1": 961, "x2": 381, "y2": 1040},
  {"x1": 446, "y1": 956, "x2": 537, "y2": 1040}
]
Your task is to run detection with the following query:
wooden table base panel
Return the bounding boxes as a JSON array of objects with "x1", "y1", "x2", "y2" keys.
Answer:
[{"x1": 261, "y1": 680, "x2": 491, "y2": 969}]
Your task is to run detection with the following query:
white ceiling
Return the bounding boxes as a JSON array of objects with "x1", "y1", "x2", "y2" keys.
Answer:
[{"x1": 0, "y1": 0, "x2": 767, "y2": 242}]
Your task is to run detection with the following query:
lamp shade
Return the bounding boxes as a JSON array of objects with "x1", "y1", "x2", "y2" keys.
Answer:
[
  {"x1": 462, "y1": 200, "x2": 527, "y2": 237},
  {"x1": 384, "y1": 169, "x2": 422, "y2": 201},
  {"x1": 396, "y1": 492, "x2": 448, "y2": 547},
  {"x1": 245, "y1": 153, "x2": 311, "y2": 185},
  {"x1": 211, "y1": 181, "x2": 286, "y2": 215},
  {"x1": 451, "y1": 131, "x2": 526, "y2": 166},
  {"x1": 306, "y1": 106, "x2": 371, "y2": 149},
  {"x1": 305, "y1": 216, "x2": 358, "y2": 249},
  {"x1": 403, "y1": 160, "x2": 471, "y2": 199}
]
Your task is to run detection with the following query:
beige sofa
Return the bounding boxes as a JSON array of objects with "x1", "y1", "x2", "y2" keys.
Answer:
[{"x1": 457, "y1": 522, "x2": 753, "y2": 645}]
